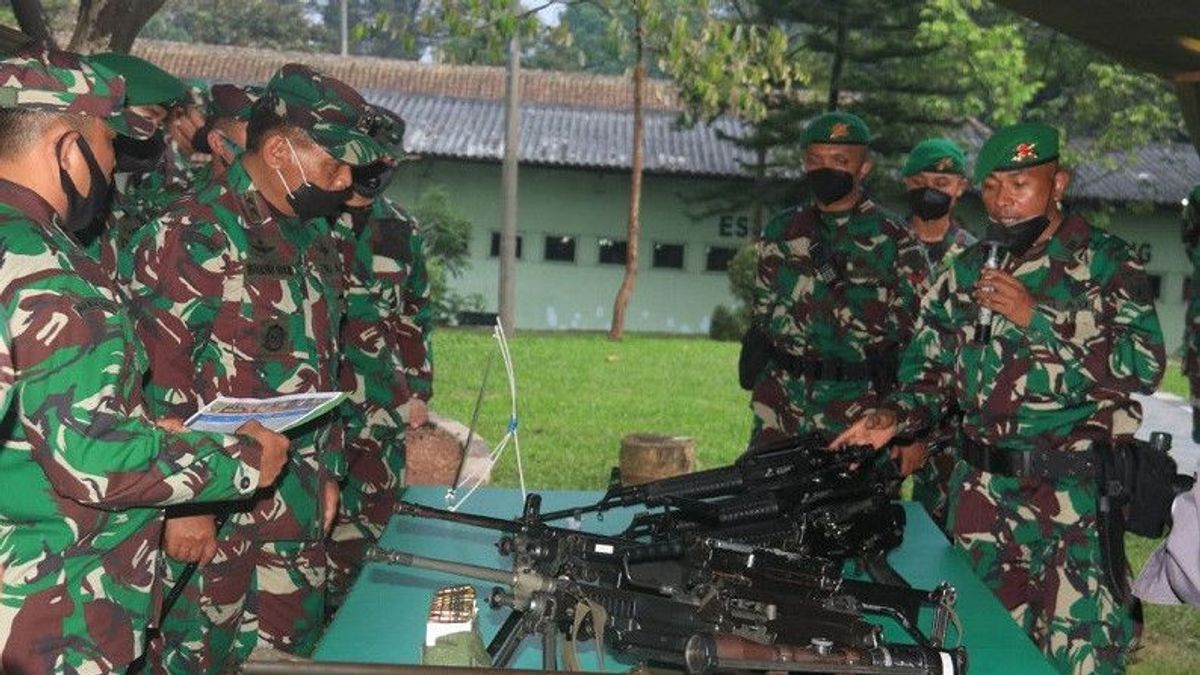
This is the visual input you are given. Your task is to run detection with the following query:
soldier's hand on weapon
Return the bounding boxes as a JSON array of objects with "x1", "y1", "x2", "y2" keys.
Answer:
[
  {"x1": 974, "y1": 269, "x2": 1034, "y2": 328},
  {"x1": 236, "y1": 420, "x2": 289, "y2": 487},
  {"x1": 155, "y1": 417, "x2": 187, "y2": 433},
  {"x1": 407, "y1": 398, "x2": 429, "y2": 429},
  {"x1": 163, "y1": 514, "x2": 218, "y2": 565},
  {"x1": 891, "y1": 441, "x2": 928, "y2": 477},
  {"x1": 323, "y1": 480, "x2": 340, "y2": 535},
  {"x1": 831, "y1": 409, "x2": 899, "y2": 450}
]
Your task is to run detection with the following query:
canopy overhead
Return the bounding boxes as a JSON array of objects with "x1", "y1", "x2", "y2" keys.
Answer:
[{"x1": 994, "y1": 0, "x2": 1200, "y2": 156}]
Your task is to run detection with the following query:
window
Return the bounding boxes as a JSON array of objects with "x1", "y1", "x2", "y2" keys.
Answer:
[
  {"x1": 705, "y1": 246, "x2": 738, "y2": 272},
  {"x1": 598, "y1": 238, "x2": 628, "y2": 265},
  {"x1": 1147, "y1": 274, "x2": 1162, "y2": 301},
  {"x1": 490, "y1": 232, "x2": 522, "y2": 258},
  {"x1": 653, "y1": 243, "x2": 685, "y2": 269},
  {"x1": 544, "y1": 235, "x2": 576, "y2": 263}
]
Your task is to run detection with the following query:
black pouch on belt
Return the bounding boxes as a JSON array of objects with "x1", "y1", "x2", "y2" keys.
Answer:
[{"x1": 738, "y1": 324, "x2": 773, "y2": 391}]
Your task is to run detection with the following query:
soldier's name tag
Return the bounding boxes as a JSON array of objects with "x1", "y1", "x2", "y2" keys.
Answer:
[
  {"x1": 247, "y1": 233, "x2": 298, "y2": 278},
  {"x1": 73, "y1": 297, "x2": 121, "y2": 315},
  {"x1": 246, "y1": 261, "x2": 297, "y2": 278}
]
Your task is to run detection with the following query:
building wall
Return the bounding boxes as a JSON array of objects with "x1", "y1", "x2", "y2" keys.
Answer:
[
  {"x1": 393, "y1": 159, "x2": 1192, "y2": 355},
  {"x1": 392, "y1": 159, "x2": 756, "y2": 334}
]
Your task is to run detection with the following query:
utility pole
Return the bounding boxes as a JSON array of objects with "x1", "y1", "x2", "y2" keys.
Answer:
[
  {"x1": 498, "y1": 6, "x2": 521, "y2": 334},
  {"x1": 340, "y1": 0, "x2": 349, "y2": 56}
]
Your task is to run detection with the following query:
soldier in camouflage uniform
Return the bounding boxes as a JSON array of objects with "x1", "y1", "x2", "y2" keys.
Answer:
[
  {"x1": 836, "y1": 123, "x2": 1166, "y2": 674},
  {"x1": 0, "y1": 46, "x2": 289, "y2": 674},
  {"x1": 327, "y1": 104, "x2": 434, "y2": 608},
  {"x1": 747, "y1": 111, "x2": 928, "y2": 447},
  {"x1": 895, "y1": 138, "x2": 976, "y2": 529},
  {"x1": 87, "y1": 52, "x2": 189, "y2": 264},
  {"x1": 106, "y1": 82, "x2": 262, "y2": 297},
  {"x1": 128, "y1": 65, "x2": 386, "y2": 672},
  {"x1": 1181, "y1": 185, "x2": 1200, "y2": 443}
]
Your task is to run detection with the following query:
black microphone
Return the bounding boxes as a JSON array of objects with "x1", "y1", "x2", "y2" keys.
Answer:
[{"x1": 975, "y1": 241, "x2": 1004, "y2": 344}]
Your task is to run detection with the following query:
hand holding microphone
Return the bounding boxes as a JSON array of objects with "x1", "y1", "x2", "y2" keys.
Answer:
[{"x1": 972, "y1": 243, "x2": 1036, "y2": 333}]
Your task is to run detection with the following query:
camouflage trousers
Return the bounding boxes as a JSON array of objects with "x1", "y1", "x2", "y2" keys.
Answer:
[
  {"x1": 149, "y1": 538, "x2": 327, "y2": 674},
  {"x1": 911, "y1": 453, "x2": 956, "y2": 532},
  {"x1": 946, "y1": 459, "x2": 1132, "y2": 674},
  {"x1": 328, "y1": 425, "x2": 405, "y2": 606},
  {"x1": 748, "y1": 367, "x2": 877, "y2": 446}
]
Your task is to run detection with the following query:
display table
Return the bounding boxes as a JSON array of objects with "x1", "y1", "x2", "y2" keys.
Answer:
[{"x1": 316, "y1": 486, "x2": 1055, "y2": 674}]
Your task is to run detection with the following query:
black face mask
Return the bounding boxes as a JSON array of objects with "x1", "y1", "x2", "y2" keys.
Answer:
[
  {"x1": 985, "y1": 215, "x2": 1050, "y2": 257},
  {"x1": 807, "y1": 167, "x2": 856, "y2": 205},
  {"x1": 114, "y1": 130, "x2": 166, "y2": 174},
  {"x1": 276, "y1": 139, "x2": 351, "y2": 220},
  {"x1": 351, "y1": 161, "x2": 396, "y2": 199},
  {"x1": 190, "y1": 123, "x2": 214, "y2": 154},
  {"x1": 907, "y1": 187, "x2": 953, "y2": 221},
  {"x1": 57, "y1": 133, "x2": 113, "y2": 233}
]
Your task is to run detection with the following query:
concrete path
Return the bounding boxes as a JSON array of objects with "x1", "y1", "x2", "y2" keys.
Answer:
[{"x1": 1135, "y1": 392, "x2": 1200, "y2": 475}]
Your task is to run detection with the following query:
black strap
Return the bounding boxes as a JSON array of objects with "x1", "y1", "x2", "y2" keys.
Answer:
[{"x1": 960, "y1": 438, "x2": 1097, "y2": 481}]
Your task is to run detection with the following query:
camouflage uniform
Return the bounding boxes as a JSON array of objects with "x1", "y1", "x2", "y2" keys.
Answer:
[
  {"x1": 749, "y1": 197, "x2": 929, "y2": 444},
  {"x1": 328, "y1": 195, "x2": 433, "y2": 603},
  {"x1": 889, "y1": 211, "x2": 1165, "y2": 673},
  {"x1": 907, "y1": 219, "x2": 976, "y2": 528},
  {"x1": 0, "y1": 48, "x2": 265, "y2": 673},
  {"x1": 130, "y1": 65, "x2": 384, "y2": 673},
  {"x1": 1181, "y1": 185, "x2": 1200, "y2": 443}
]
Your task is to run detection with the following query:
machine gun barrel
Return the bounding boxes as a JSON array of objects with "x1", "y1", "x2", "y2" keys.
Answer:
[
  {"x1": 363, "y1": 547, "x2": 554, "y2": 594},
  {"x1": 538, "y1": 437, "x2": 877, "y2": 522}
]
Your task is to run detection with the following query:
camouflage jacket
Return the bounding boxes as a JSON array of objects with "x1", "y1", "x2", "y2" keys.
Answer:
[
  {"x1": 908, "y1": 218, "x2": 977, "y2": 285},
  {"x1": 0, "y1": 180, "x2": 264, "y2": 672},
  {"x1": 890, "y1": 215, "x2": 1166, "y2": 452},
  {"x1": 336, "y1": 196, "x2": 433, "y2": 434},
  {"x1": 99, "y1": 158, "x2": 211, "y2": 289},
  {"x1": 754, "y1": 198, "x2": 929, "y2": 363},
  {"x1": 1183, "y1": 221, "x2": 1200, "y2": 374},
  {"x1": 128, "y1": 157, "x2": 346, "y2": 542}
]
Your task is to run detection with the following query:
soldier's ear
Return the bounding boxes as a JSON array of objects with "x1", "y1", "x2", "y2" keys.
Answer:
[
  {"x1": 857, "y1": 158, "x2": 873, "y2": 180},
  {"x1": 261, "y1": 131, "x2": 289, "y2": 170},
  {"x1": 1052, "y1": 168, "x2": 1072, "y2": 201}
]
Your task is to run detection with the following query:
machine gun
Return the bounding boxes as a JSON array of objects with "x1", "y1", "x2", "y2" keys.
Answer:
[
  {"x1": 365, "y1": 546, "x2": 967, "y2": 674},
  {"x1": 533, "y1": 434, "x2": 905, "y2": 562},
  {"x1": 394, "y1": 495, "x2": 960, "y2": 654}
]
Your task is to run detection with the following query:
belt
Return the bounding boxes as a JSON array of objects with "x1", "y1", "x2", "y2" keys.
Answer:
[
  {"x1": 769, "y1": 349, "x2": 883, "y2": 383},
  {"x1": 960, "y1": 437, "x2": 1097, "y2": 481}
]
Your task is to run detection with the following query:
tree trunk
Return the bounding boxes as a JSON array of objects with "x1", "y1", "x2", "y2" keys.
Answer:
[
  {"x1": 826, "y1": 6, "x2": 848, "y2": 111},
  {"x1": 609, "y1": 8, "x2": 646, "y2": 341},
  {"x1": 751, "y1": 145, "x2": 767, "y2": 237},
  {"x1": 67, "y1": 0, "x2": 167, "y2": 54},
  {"x1": 10, "y1": 0, "x2": 56, "y2": 48}
]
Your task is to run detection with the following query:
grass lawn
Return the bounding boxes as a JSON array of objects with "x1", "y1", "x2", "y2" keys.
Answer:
[{"x1": 428, "y1": 328, "x2": 1200, "y2": 673}]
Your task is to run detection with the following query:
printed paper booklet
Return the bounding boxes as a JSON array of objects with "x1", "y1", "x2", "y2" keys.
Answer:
[{"x1": 185, "y1": 392, "x2": 348, "y2": 434}]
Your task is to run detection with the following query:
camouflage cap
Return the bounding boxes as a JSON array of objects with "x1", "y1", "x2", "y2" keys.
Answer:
[
  {"x1": 264, "y1": 63, "x2": 385, "y2": 166},
  {"x1": 973, "y1": 122, "x2": 1060, "y2": 183},
  {"x1": 360, "y1": 103, "x2": 406, "y2": 158},
  {"x1": 901, "y1": 138, "x2": 966, "y2": 178},
  {"x1": 208, "y1": 83, "x2": 263, "y2": 122},
  {"x1": 0, "y1": 46, "x2": 138, "y2": 136},
  {"x1": 801, "y1": 111, "x2": 870, "y2": 147}
]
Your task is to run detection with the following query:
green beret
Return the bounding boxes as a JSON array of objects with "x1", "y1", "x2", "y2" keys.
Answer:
[
  {"x1": 801, "y1": 111, "x2": 870, "y2": 147},
  {"x1": 89, "y1": 52, "x2": 186, "y2": 106},
  {"x1": 973, "y1": 122, "x2": 1060, "y2": 183},
  {"x1": 901, "y1": 138, "x2": 965, "y2": 177}
]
